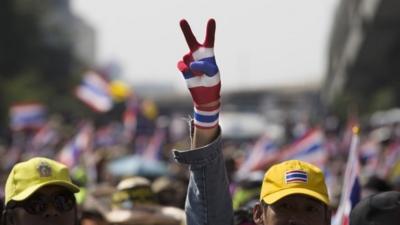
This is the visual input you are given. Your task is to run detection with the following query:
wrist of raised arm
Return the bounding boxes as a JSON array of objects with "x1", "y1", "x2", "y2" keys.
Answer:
[{"x1": 193, "y1": 100, "x2": 220, "y2": 129}]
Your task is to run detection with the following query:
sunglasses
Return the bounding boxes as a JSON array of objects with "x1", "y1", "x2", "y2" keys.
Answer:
[{"x1": 8, "y1": 191, "x2": 76, "y2": 215}]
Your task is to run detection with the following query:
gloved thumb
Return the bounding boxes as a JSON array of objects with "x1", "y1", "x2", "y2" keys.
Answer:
[{"x1": 190, "y1": 61, "x2": 218, "y2": 77}]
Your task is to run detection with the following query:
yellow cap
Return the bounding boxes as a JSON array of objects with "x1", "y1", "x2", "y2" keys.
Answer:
[
  {"x1": 109, "y1": 80, "x2": 131, "y2": 102},
  {"x1": 141, "y1": 100, "x2": 158, "y2": 121},
  {"x1": 5, "y1": 157, "x2": 80, "y2": 205},
  {"x1": 260, "y1": 160, "x2": 329, "y2": 205}
]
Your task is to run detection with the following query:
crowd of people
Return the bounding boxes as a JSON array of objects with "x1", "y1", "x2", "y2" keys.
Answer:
[{"x1": 0, "y1": 19, "x2": 400, "y2": 225}]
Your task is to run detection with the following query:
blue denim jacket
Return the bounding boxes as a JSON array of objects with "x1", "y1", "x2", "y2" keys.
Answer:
[{"x1": 173, "y1": 134, "x2": 233, "y2": 225}]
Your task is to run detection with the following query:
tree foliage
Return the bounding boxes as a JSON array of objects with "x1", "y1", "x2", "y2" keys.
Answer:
[{"x1": 0, "y1": 0, "x2": 91, "y2": 135}]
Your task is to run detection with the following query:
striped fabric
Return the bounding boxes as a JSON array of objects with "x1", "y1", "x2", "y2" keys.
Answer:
[
  {"x1": 236, "y1": 135, "x2": 278, "y2": 177},
  {"x1": 281, "y1": 128, "x2": 326, "y2": 169},
  {"x1": 285, "y1": 170, "x2": 308, "y2": 184},
  {"x1": 332, "y1": 128, "x2": 361, "y2": 225},
  {"x1": 58, "y1": 123, "x2": 93, "y2": 168},
  {"x1": 180, "y1": 50, "x2": 221, "y2": 106},
  {"x1": 75, "y1": 71, "x2": 113, "y2": 112},
  {"x1": 9, "y1": 103, "x2": 46, "y2": 131},
  {"x1": 177, "y1": 19, "x2": 221, "y2": 129},
  {"x1": 193, "y1": 105, "x2": 220, "y2": 128}
]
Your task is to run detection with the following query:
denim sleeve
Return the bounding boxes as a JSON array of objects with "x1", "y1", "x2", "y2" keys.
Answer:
[{"x1": 173, "y1": 134, "x2": 233, "y2": 225}]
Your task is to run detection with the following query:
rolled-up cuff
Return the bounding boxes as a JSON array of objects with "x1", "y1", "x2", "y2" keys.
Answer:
[{"x1": 173, "y1": 131, "x2": 221, "y2": 166}]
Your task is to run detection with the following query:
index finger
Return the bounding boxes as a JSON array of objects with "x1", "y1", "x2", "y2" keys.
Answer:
[
  {"x1": 203, "y1": 19, "x2": 216, "y2": 48},
  {"x1": 180, "y1": 19, "x2": 200, "y2": 51}
]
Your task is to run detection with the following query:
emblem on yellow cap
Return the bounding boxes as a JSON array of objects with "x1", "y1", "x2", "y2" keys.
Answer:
[
  {"x1": 37, "y1": 162, "x2": 52, "y2": 177},
  {"x1": 285, "y1": 170, "x2": 308, "y2": 184}
]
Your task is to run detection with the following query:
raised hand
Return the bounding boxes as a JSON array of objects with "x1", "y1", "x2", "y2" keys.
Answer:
[{"x1": 177, "y1": 19, "x2": 221, "y2": 129}]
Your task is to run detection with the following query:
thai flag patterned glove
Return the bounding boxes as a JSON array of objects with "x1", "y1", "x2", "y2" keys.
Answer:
[{"x1": 177, "y1": 19, "x2": 221, "y2": 129}]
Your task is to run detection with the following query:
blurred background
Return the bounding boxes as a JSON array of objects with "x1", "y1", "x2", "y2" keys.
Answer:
[{"x1": 1, "y1": 0, "x2": 400, "y2": 224}]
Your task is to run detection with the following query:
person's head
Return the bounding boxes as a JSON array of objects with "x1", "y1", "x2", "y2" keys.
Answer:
[
  {"x1": 253, "y1": 160, "x2": 330, "y2": 225},
  {"x1": 2, "y1": 157, "x2": 80, "y2": 225},
  {"x1": 152, "y1": 176, "x2": 186, "y2": 208},
  {"x1": 350, "y1": 191, "x2": 400, "y2": 225},
  {"x1": 361, "y1": 175, "x2": 392, "y2": 198},
  {"x1": 111, "y1": 176, "x2": 157, "y2": 210}
]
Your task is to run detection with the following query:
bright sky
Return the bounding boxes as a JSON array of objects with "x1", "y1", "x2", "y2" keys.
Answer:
[{"x1": 71, "y1": 0, "x2": 338, "y2": 93}]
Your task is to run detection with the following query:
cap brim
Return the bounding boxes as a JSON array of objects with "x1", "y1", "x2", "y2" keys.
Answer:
[
  {"x1": 262, "y1": 187, "x2": 329, "y2": 205},
  {"x1": 11, "y1": 180, "x2": 80, "y2": 202}
]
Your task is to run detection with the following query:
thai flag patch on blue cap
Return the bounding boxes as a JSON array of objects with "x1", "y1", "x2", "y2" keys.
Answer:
[{"x1": 285, "y1": 170, "x2": 308, "y2": 184}]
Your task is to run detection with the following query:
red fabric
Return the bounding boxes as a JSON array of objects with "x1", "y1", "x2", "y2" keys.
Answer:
[
  {"x1": 177, "y1": 19, "x2": 220, "y2": 107},
  {"x1": 189, "y1": 85, "x2": 221, "y2": 106}
]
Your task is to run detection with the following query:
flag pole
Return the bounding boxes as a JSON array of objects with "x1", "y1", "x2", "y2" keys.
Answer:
[{"x1": 333, "y1": 126, "x2": 360, "y2": 225}]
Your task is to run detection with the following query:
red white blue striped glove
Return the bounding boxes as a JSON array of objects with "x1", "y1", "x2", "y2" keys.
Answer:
[{"x1": 177, "y1": 19, "x2": 220, "y2": 129}]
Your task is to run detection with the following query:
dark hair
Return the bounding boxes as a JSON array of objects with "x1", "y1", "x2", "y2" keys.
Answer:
[
  {"x1": 364, "y1": 176, "x2": 392, "y2": 193},
  {"x1": 350, "y1": 191, "x2": 400, "y2": 225}
]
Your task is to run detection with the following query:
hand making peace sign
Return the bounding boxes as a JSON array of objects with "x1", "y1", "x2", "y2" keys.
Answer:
[{"x1": 177, "y1": 19, "x2": 221, "y2": 129}]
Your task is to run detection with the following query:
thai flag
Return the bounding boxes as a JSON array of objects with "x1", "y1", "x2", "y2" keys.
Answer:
[
  {"x1": 237, "y1": 135, "x2": 278, "y2": 177},
  {"x1": 9, "y1": 102, "x2": 46, "y2": 131},
  {"x1": 75, "y1": 71, "x2": 113, "y2": 112},
  {"x1": 332, "y1": 128, "x2": 361, "y2": 225},
  {"x1": 58, "y1": 123, "x2": 93, "y2": 168},
  {"x1": 285, "y1": 170, "x2": 308, "y2": 184},
  {"x1": 281, "y1": 128, "x2": 327, "y2": 168}
]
